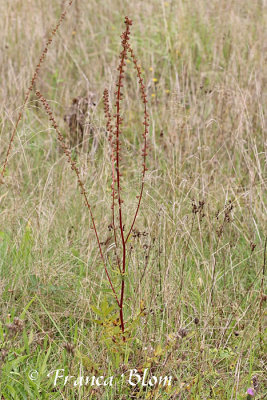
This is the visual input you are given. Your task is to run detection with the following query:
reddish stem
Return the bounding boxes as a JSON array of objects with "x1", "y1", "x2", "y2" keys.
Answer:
[
  {"x1": 108, "y1": 16, "x2": 149, "y2": 335},
  {"x1": 114, "y1": 21, "x2": 132, "y2": 334}
]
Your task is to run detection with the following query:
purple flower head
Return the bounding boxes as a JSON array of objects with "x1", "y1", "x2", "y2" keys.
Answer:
[{"x1": 247, "y1": 387, "x2": 255, "y2": 396}]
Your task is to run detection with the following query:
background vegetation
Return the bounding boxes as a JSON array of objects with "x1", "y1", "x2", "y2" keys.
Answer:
[{"x1": 0, "y1": 0, "x2": 266, "y2": 399}]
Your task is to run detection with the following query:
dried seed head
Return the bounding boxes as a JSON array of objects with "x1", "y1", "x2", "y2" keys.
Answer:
[
  {"x1": 178, "y1": 328, "x2": 187, "y2": 339},
  {"x1": 63, "y1": 342, "x2": 75, "y2": 355},
  {"x1": 250, "y1": 242, "x2": 256, "y2": 252},
  {"x1": 252, "y1": 376, "x2": 259, "y2": 392},
  {"x1": 0, "y1": 349, "x2": 8, "y2": 362},
  {"x1": 13, "y1": 317, "x2": 24, "y2": 328}
]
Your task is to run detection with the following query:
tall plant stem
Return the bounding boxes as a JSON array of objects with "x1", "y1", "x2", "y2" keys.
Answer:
[
  {"x1": 114, "y1": 21, "x2": 131, "y2": 335},
  {"x1": 103, "y1": 16, "x2": 149, "y2": 335}
]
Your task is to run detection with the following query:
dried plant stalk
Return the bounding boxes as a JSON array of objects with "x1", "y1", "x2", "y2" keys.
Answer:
[
  {"x1": 103, "y1": 16, "x2": 149, "y2": 333},
  {"x1": 0, "y1": 1, "x2": 74, "y2": 183}
]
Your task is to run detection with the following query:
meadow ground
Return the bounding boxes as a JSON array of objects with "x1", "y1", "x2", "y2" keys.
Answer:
[{"x1": 0, "y1": 0, "x2": 266, "y2": 399}]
